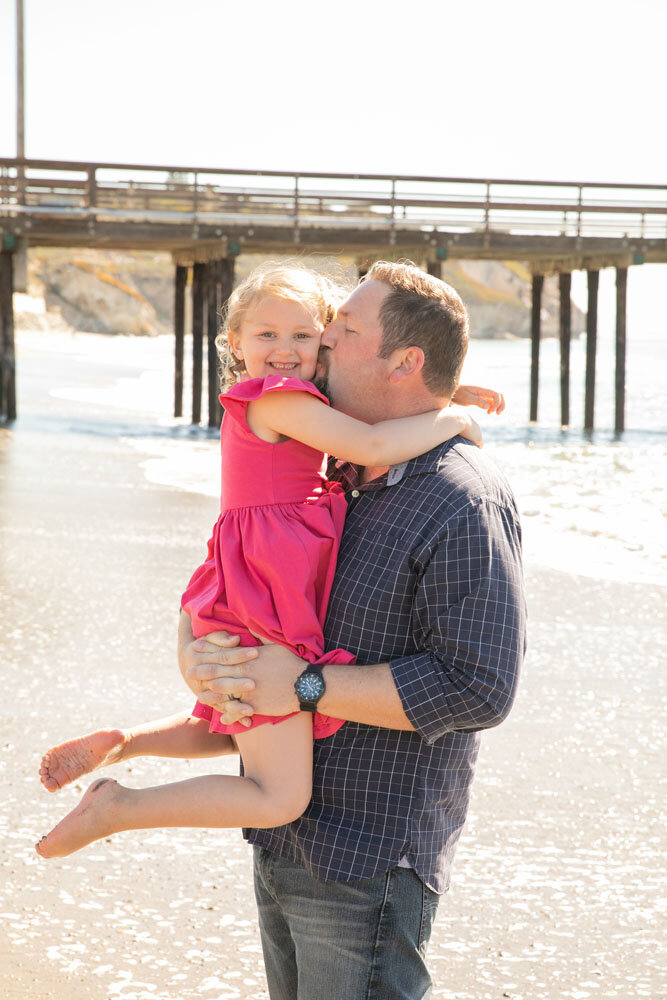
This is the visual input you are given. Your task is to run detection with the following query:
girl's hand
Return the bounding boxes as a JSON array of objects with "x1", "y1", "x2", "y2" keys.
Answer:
[{"x1": 453, "y1": 384, "x2": 505, "y2": 415}]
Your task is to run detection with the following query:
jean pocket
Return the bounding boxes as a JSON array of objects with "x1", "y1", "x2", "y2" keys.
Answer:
[{"x1": 418, "y1": 881, "x2": 440, "y2": 956}]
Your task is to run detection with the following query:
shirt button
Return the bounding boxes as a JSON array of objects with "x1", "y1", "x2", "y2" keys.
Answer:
[{"x1": 350, "y1": 489, "x2": 360, "y2": 498}]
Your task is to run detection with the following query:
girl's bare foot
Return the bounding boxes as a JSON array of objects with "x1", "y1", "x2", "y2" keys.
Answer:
[
  {"x1": 35, "y1": 778, "x2": 124, "y2": 858},
  {"x1": 39, "y1": 729, "x2": 128, "y2": 792}
]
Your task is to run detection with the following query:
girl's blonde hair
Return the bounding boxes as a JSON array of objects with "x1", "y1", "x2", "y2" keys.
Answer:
[{"x1": 216, "y1": 262, "x2": 345, "y2": 389}]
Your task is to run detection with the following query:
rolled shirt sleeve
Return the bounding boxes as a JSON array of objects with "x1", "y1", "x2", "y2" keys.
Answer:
[{"x1": 390, "y1": 498, "x2": 526, "y2": 744}]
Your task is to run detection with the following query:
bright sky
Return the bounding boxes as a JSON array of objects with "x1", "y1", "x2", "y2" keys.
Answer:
[{"x1": 0, "y1": 0, "x2": 665, "y2": 329}]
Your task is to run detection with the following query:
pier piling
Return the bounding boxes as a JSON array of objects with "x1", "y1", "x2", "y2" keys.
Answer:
[
  {"x1": 219, "y1": 256, "x2": 235, "y2": 306},
  {"x1": 207, "y1": 260, "x2": 221, "y2": 428},
  {"x1": 0, "y1": 251, "x2": 17, "y2": 422},
  {"x1": 191, "y1": 262, "x2": 206, "y2": 425},
  {"x1": 559, "y1": 272, "x2": 572, "y2": 427},
  {"x1": 615, "y1": 267, "x2": 628, "y2": 434},
  {"x1": 173, "y1": 264, "x2": 187, "y2": 418},
  {"x1": 218, "y1": 257, "x2": 235, "y2": 423},
  {"x1": 584, "y1": 270, "x2": 599, "y2": 431},
  {"x1": 529, "y1": 273, "x2": 543, "y2": 422}
]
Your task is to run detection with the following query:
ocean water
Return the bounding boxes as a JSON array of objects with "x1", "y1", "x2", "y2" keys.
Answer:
[
  {"x1": 15, "y1": 323, "x2": 667, "y2": 588},
  {"x1": 463, "y1": 332, "x2": 666, "y2": 587}
]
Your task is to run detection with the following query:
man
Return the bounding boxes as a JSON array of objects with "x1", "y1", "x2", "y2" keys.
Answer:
[{"x1": 182, "y1": 260, "x2": 526, "y2": 999}]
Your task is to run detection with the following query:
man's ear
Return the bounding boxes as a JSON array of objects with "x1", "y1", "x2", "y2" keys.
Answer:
[{"x1": 388, "y1": 347, "x2": 425, "y2": 384}]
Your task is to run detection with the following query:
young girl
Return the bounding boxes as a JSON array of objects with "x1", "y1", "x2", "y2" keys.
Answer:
[{"x1": 36, "y1": 263, "x2": 501, "y2": 859}]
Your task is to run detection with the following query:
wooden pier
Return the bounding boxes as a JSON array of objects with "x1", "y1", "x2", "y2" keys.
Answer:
[{"x1": 2, "y1": 157, "x2": 666, "y2": 429}]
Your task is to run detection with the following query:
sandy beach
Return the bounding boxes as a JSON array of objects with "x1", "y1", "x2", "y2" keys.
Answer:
[{"x1": 1, "y1": 332, "x2": 665, "y2": 999}]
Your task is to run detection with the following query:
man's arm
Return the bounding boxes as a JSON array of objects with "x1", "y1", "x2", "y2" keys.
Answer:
[
  {"x1": 311, "y1": 662, "x2": 415, "y2": 730},
  {"x1": 186, "y1": 500, "x2": 525, "y2": 740},
  {"x1": 183, "y1": 626, "x2": 414, "y2": 729},
  {"x1": 388, "y1": 498, "x2": 525, "y2": 743}
]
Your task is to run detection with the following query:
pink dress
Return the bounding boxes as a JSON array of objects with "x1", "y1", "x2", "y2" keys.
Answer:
[{"x1": 181, "y1": 375, "x2": 354, "y2": 739}]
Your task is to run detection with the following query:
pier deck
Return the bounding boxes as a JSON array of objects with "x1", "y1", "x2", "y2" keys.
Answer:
[{"x1": 2, "y1": 158, "x2": 666, "y2": 264}]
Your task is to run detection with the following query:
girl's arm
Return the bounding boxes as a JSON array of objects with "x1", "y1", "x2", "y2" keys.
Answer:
[{"x1": 249, "y1": 392, "x2": 482, "y2": 467}]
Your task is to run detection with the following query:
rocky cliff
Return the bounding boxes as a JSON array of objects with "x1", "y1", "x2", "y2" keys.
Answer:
[
  {"x1": 19, "y1": 249, "x2": 173, "y2": 337},
  {"x1": 443, "y1": 259, "x2": 585, "y2": 338},
  {"x1": 16, "y1": 249, "x2": 584, "y2": 340}
]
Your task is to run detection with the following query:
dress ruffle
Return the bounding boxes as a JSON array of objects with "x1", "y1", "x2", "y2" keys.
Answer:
[{"x1": 220, "y1": 376, "x2": 329, "y2": 429}]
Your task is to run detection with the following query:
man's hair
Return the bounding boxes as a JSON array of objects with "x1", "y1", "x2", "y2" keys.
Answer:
[{"x1": 365, "y1": 260, "x2": 469, "y2": 398}]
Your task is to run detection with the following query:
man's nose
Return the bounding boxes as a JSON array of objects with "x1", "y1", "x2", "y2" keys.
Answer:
[{"x1": 321, "y1": 323, "x2": 337, "y2": 349}]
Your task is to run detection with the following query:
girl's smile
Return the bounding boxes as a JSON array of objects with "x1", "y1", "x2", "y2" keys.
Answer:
[{"x1": 229, "y1": 296, "x2": 324, "y2": 382}]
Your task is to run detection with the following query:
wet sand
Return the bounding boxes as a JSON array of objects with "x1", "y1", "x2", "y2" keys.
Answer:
[{"x1": 1, "y1": 336, "x2": 665, "y2": 999}]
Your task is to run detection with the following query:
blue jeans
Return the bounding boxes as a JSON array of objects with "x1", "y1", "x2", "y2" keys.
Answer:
[{"x1": 253, "y1": 847, "x2": 440, "y2": 1000}]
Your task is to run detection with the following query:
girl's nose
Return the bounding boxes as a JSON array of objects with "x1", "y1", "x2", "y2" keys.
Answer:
[{"x1": 273, "y1": 340, "x2": 294, "y2": 356}]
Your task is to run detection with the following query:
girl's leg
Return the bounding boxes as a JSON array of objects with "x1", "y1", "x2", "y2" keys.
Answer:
[
  {"x1": 36, "y1": 713, "x2": 313, "y2": 859},
  {"x1": 40, "y1": 714, "x2": 235, "y2": 792}
]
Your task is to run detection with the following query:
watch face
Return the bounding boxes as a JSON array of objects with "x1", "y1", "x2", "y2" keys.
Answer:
[{"x1": 296, "y1": 671, "x2": 325, "y2": 702}]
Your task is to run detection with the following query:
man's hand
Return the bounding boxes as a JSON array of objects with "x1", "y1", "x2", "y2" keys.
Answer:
[
  {"x1": 185, "y1": 631, "x2": 307, "y2": 727},
  {"x1": 178, "y1": 615, "x2": 414, "y2": 732},
  {"x1": 178, "y1": 614, "x2": 258, "y2": 701},
  {"x1": 452, "y1": 384, "x2": 506, "y2": 415}
]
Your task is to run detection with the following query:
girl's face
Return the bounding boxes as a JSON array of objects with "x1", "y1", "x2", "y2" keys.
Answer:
[{"x1": 229, "y1": 296, "x2": 324, "y2": 382}]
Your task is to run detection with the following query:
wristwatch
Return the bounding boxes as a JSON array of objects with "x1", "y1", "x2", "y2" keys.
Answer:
[{"x1": 294, "y1": 664, "x2": 326, "y2": 712}]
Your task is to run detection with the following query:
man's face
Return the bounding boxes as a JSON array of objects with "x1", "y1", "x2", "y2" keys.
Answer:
[{"x1": 319, "y1": 279, "x2": 394, "y2": 423}]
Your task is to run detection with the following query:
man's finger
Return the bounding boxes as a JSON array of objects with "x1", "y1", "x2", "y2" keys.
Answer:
[
  {"x1": 220, "y1": 702, "x2": 254, "y2": 726},
  {"x1": 188, "y1": 662, "x2": 256, "y2": 683},
  {"x1": 207, "y1": 677, "x2": 255, "y2": 695},
  {"x1": 193, "y1": 631, "x2": 242, "y2": 652},
  {"x1": 194, "y1": 677, "x2": 253, "y2": 699},
  {"x1": 195, "y1": 691, "x2": 254, "y2": 723},
  {"x1": 192, "y1": 646, "x2": 258, "y2": 668},
  {"x1": 196, "y1": 688, "x2": 251, "y2": 708}
]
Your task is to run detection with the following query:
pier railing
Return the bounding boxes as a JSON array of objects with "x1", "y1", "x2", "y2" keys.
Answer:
[{"x1": 2, "y1": 158, "x2": 667, "y2": 241}]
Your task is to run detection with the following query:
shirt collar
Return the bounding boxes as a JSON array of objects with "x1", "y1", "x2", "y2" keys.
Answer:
[{"x1": 331, "y1": 440, "x2": 457, "y2": 492}]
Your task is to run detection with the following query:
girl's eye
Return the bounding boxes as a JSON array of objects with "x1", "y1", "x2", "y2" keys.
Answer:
[
  {"x1": 296, "y1": 333, "x2": 313, "y2": 340},
  {"x1": 258, "y1": 331, "x2": 276, "y2": 338}
]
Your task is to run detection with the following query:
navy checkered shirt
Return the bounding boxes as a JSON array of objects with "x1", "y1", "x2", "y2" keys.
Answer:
[{"x1": 244, "y1": 437, "x2": 526, "y2": 893}]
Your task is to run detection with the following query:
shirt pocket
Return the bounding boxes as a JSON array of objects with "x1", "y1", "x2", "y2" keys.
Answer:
[{"x1": 326, "y1": 525, "x2": 418, "y2": 660}]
